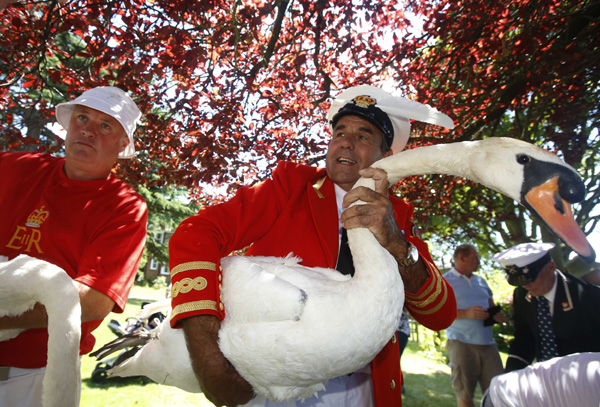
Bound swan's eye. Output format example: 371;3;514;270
516;154;530;164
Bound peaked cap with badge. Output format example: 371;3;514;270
492;242;556;286
327;84;455;154
494;242;600;372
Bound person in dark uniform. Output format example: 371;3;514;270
492;242;600;372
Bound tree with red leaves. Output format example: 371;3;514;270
398;0;600;268
1;0;410;193
1;0;598;269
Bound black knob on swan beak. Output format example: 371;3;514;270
557;169;586;203
520;157;586;203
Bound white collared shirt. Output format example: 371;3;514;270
334;184;347;250
448;266;476;287
542;272;559;316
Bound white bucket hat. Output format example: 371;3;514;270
327;85;455;154
55;86;141;159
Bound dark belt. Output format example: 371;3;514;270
0;366;10;381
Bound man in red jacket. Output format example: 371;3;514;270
169;85;457;407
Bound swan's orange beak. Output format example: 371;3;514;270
525;176;594;259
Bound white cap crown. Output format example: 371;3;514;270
55;86;141;159
492;242;555;268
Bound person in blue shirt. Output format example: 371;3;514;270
442;244;506;407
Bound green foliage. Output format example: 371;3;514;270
151;275;169;290
492;302;515;353
418;328;448;363
482;268;516;353
137;182;200;266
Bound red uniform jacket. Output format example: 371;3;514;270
169;161;456;406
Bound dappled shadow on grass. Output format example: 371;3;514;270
82;375;153;389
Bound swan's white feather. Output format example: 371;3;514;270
0;255;81;407
218;239;402;401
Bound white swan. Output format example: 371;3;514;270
0;254;82;407
92;137;593;402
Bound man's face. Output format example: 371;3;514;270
64;105;129;180
462;248;480;274
522;263;556;297
325;115;391;191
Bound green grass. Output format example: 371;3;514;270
82;285;500;406
81;285;213;407
401;341;481;407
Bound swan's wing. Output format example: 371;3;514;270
89;332;154;361
284;264;350;282
221;257;310;324
108;318;202;393
231;255;350;283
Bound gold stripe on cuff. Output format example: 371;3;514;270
170;261;217;278
170;300;219;321
406;258;441;301
406;285;449;315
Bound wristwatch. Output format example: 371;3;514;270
398;242;419;267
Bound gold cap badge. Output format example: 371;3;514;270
352;95;377;109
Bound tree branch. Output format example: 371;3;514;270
248;0;291;78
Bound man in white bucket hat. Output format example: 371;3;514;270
55;86;142;180
0;86;147;406
168;84;456;407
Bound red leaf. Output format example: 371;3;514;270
22;79;36;88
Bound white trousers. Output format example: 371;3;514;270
243;370;374;407
0;367;45;407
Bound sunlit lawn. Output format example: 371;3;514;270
82;285;501;407
81;285;213;407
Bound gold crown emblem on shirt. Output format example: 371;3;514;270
25;205;49;228
353;95;377;109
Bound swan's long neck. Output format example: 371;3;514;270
37;267;82;407
346;139;520;284
355;139;520;202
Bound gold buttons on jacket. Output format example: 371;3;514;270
390;379;396;390
391;336;397;344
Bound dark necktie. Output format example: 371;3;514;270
336;227;355;277
536;296;558;361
